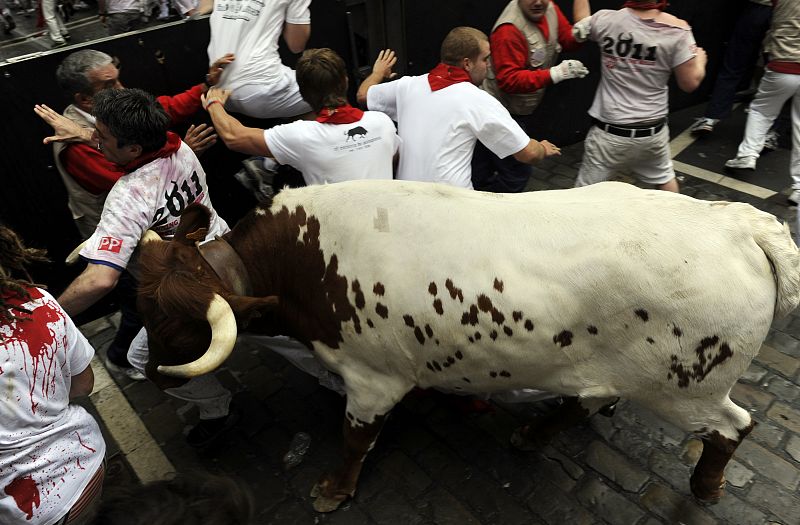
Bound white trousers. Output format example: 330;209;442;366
735;69;800;189
41;0;67;42
224;65;312;119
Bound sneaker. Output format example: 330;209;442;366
236;157;277;202
186;407;241;448
789;190;799;206
688;117;718;136
72;0;88;9
724;156;757;171
2;14;15;34
50;39;68;49
104;356;146;381
762;130;779;152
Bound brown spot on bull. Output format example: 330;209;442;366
490;371;498;378
462;377;471;383
524;320;534;331
587;325;598;335
512;311;523;322
468;336;474;343
403;314;415;327
433;361;442;372
435;339;440;345
553;330;573;347
433;299;443;315
428;282;437;296
414;327;424;345
669;337;733;388
375;303;388;319
445;279;464;303
443;361;451;368
477;294;505;325
635;309;649;322
425;324;433;338
474;331;481;341
461;305;479;326
673;326;683;337
503;326;513;337
646;337;655;344
493;278;504;292
490;330;498;341
367;319;374;328
352;280;365;310
455;350;463;360
447;356;455;364
499;370;511;377
373;282;385;296
426;362;434;372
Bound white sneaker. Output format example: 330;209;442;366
789;190;799;206
724;156;757;171
688;118;718;135
104;357;146;381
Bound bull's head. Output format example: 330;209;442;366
136;204;278;389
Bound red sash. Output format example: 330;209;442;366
123;131;182;173
427;63;471;91
623;1;669;9
315;104;365;124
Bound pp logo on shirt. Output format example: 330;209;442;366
98;236;123;253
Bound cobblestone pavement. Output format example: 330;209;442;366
80;113;800;524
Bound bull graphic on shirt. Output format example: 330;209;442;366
345;126;368;141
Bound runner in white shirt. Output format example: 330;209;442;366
203;48;400;185
0;226;104;525
207;0;312;119
357;27;561;189
572;0;707;192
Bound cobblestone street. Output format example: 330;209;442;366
75;103;800;524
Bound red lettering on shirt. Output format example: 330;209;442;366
98;236;123;253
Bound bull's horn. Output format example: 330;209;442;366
157;293;237;378
65;241;87;265
140;230;162;244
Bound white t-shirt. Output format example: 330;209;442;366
264;111;400;185
367;75;530;188
0;288;105;525
80;141;229;270
587;8;697;124
208;0;311;89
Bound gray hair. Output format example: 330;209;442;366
56;50;114;96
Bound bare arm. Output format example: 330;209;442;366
283;23;310;54
573;0;591;22
58;263;121;317
69;364;94;399
674;46;707;93
203;89;271;157
512;139;562;164
357;49;397;107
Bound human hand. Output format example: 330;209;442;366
207;53;235;86
372;49;397;81
550;60;589;84
99;14;107;25
539;140;561;158
201;88;231;110
184;123;217;156
572;17;591;42
34;104;92;145
693;46;707;67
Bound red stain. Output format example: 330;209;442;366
4;475;40;520
76;458;85;470
75;431;96;453
3;289;64;414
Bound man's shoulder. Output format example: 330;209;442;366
63;105;94;127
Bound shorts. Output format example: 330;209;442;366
224;65;312;119
575;124;675;187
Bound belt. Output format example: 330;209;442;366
592;118;666;138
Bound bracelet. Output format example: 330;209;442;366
204;99;221;111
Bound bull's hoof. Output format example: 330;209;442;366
690;475;725;504
510;425;544;451
312;493;349;513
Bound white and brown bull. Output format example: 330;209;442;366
135;180;800;512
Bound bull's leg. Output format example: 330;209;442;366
511;396;617;450
311;413;387;512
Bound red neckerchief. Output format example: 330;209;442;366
315;104;364;124
624;1;669;9
123;131;182;173
428;63;472;91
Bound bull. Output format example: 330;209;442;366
135;180;800;512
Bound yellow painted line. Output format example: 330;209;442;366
672;161;777;199
88;355;175;483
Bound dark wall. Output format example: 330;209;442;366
0;0;745;297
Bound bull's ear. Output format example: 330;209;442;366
174;204;212;246
228;295;280;328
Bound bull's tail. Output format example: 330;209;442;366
748;206;800;317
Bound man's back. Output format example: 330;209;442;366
588;8;696;124
368;74;529;188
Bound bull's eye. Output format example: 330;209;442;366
197;266;202;271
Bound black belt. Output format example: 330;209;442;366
592;118;666;138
